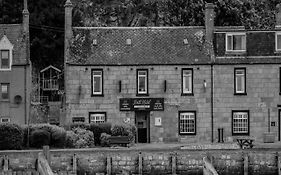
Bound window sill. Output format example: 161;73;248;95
181;93;194;96
0;99;10;102
136;93;149;97
179;133;196;136
225;51;246;55
234;93;247;96
91;94;104;97
232;133;249;136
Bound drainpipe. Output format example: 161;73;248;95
211;64;214;143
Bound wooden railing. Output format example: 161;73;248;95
42;79;59;90
38;152;54;175
203;157;218;175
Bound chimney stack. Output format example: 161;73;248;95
205;3;215;45
22;0;29;34
276;4;281;28
64;0;73;62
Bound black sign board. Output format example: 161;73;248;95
120;98;164;111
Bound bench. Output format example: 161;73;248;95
236;136;255;149
108;136;130;147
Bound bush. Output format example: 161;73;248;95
0;123;23;150
111;124;137;143
65;130;76;148
69;122;90;130
71;127;95;148
89;122;112;145
100;133;111;147
30;129;51;148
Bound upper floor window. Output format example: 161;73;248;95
234;68;246;95
179;111;196;135
226;33;246;52
137;69;148;95
182;68;193;95
89;112;106;124
1;83;9;100
0;35;13;71
232;111;249;136
91;69;103;96
276;32;281;51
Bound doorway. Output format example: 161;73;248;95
135;111;150;143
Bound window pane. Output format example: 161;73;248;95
183;70;192;93
90;113;106;123
179;112;195;134
1;50;9;69
277;35;281;50
233;112;248;134
93;71;101;75
138;70;147;94
1;84;9;99
94;76;101;93
139;77;146;92
235;69;245;93
233;35;243;50
227;35;232;50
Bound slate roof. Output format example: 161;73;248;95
0;24;28;65
67;27;211;65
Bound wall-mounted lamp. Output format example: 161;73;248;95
183;39;188;45
203;80;207;89
164;80;167;92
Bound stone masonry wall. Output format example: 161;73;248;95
66;65;212;143
1;149;281;175
213;64;281;142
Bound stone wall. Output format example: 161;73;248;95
1;149;281;175
66;65;212;143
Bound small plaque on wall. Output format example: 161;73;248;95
271;121;276;127
155;117;162;126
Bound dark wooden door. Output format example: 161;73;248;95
135;111;150;143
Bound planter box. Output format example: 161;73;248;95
263;132;275;143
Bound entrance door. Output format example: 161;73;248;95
279;110;281;141
135;111;150;143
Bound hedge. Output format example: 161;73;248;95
0;123;23;150
111;124;137;143
30;129;51;148
88;122;112;145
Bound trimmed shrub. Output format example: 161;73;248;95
89;122;112;145
0;123;23;150
30;129;50;148
71;127;95;148
65;130;76;148
111;124;137;143
100;133;111;147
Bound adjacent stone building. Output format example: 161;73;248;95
64;0;281;143
0;0;31;124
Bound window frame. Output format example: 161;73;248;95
0;117;10;123
225;33;246;52
178;111;196;135
0;50;10;70
72;117;85;123
91;69;104;96
234;67;247;95
181;68;193;96
276;32;281;52
89;112;107;124
232;110;250;136
1;83;9;100
136;69;149;96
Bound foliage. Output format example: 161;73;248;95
100;132;111;147
70;127;95;148
30;129;51;148
65;130;76;148
0;123;23;150
68;122;90;130
111;124;136;143
88;122;112;145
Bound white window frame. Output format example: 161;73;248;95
92;69;103;95
0;35;13;71
89;112;106;124
1;83;9;100
276;32;281;51
182;69;193;94
226;33;246;52
0;117;10;123
234;68;246;94
137;70;148;95
179;111;196;135
232;111;249;135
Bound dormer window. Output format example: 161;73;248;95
226;33;246;52
276;32;281;51
0;35;13;71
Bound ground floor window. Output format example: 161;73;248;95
232;110;249;135
179;111;196;135
72;117;85;123
89;112;106;123
0;117;10;123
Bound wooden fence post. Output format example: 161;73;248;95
277;152;281;175
243;153;248;175
138;152;143;175
43;146;50;164
3;155;9;171
106;157;111;175
171;153;177;175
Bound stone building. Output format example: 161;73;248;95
0;0;31;124
64;0;281;143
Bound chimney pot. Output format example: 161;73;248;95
276;4;281;28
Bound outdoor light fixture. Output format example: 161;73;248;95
203;80;207;89
183;39;188;45
92;39;97;46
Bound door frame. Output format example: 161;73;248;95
135;111;150;143
279;109;281;141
